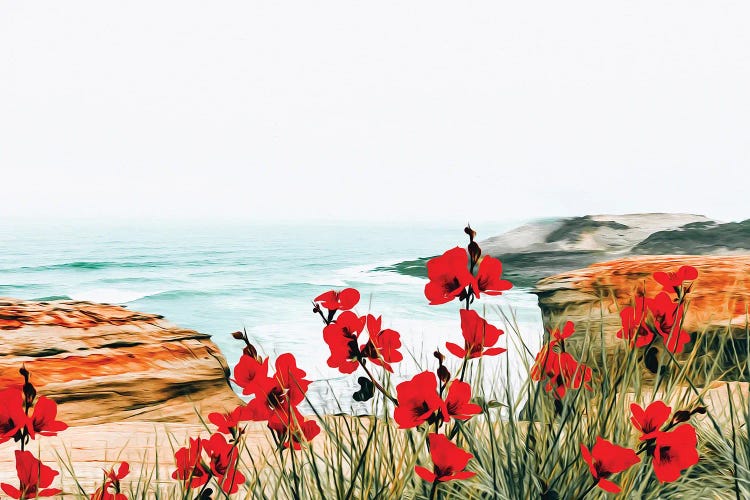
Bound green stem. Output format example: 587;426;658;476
428;480;439;500
359;360;398;405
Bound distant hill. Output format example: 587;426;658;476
379;214;750;287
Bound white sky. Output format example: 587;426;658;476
1;2;748;224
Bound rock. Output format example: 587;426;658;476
383;213;750;287
0;298;241;425
533;255;750;382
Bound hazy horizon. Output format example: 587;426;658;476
2;2;749;224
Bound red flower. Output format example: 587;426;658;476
473;256;512;298
172;437;210;489
616;297;653;348
652;424;699;483
446;309;505;359
323;311;366;374
233;355;270;396
360;315;403;372
647;292;691;353
654;266;698;294
272;353;311;406
415;433;476;483
531;346;593;399
580;437;640;493
630;401;671;441
0;388;28;444
314;288;360;311
27;396;67;439
1;450;62;499
393;372;444;429
443;380;481;421
246;353;312;420
91;462;129;500
550;321;575;343
209;404;262;434
204;433;246;494
424;247;474;305
267;405;321;450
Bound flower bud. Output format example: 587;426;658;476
437;365;451;383
231;331;244;340
672;410;691;423
433;350;445;364
464;224;476;242
468;241;481;267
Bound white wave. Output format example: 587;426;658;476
67;288;166;304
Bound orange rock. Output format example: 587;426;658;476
0;298;241;426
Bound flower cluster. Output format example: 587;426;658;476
0;367;66;499
171;327;320;496
581;400;701;493
616;265;697;354
404;226;512;493
314;288;404;377
232;348;319;450
530;321;593;400
172;434;246;494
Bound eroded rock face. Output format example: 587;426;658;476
533;256;750;381
0;298;241;425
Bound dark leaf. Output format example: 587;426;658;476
353;377;375;402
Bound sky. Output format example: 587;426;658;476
1;2;748;224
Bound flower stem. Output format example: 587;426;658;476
428;480;439;500
359;360;398;405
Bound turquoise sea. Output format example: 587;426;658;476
0;220;543;413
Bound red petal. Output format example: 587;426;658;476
337;288;360;310
597;479;621;493
414;466;437;482
445;342;467;359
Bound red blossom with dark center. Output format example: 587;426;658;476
443;380;481;421
0;388;28;444
473;256;512;298
393;372;444;429
653;266;698;294
360;314;403;372
272;353;311;406
415;433;476;483
630;401;671;441
445;309;505;359
27;396;67;439
233;355;270;396
246;353;312;420
314;288;361;311
424;247;474;305
531;346;592;399
0;450;62;499
323;311;366;373
204;433;246;494
580;437;640;493
652;424;699;483
616;297;653;348
647;292;691;353
268;404;321;450
171;437;210;489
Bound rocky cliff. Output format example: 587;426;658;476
383;214;750;287
0;298;241;425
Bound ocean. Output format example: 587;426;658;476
0;220;543;413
